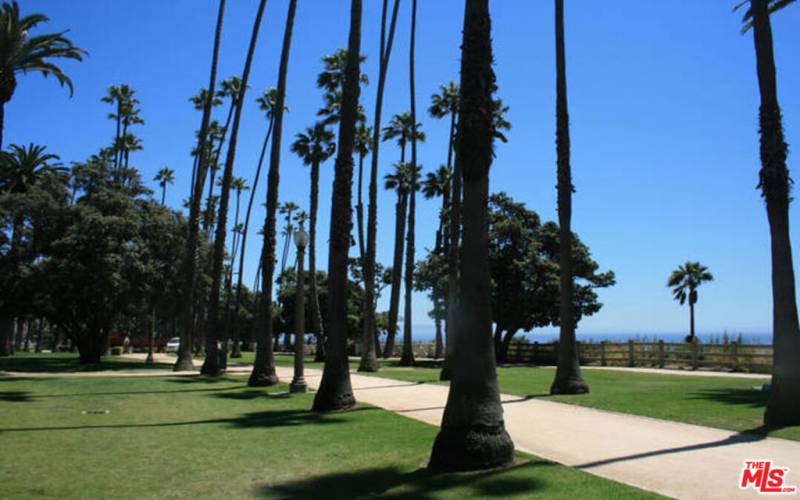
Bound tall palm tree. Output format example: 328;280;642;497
119;132;142;170
316;48;368;126
422;165;450;358
248;0;297;387
313;0;363;412
0;143;65;356
220;175;249;365
0;1;86;148
188;89;222;197
278;201;299;273
430;81;460;379
354;122;372;267
401;0;420;367
736;0;800;426
201;0;267;376
175;0;226;372
154;167;174;205
382;112;425;357
429;0;513;471
231;88;281;359
101;84;134;170
361;0;401;370
291;122;335;362
383;162;413;357
549;0;588;395
667;262;713;343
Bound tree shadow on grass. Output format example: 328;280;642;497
688;387;768;409
0;406;376;434
0;355;170;373
0;391;33;402
213;390;292;401
261;460;548;499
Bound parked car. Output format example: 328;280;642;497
165;337;181;354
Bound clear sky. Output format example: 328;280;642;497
9;1;800;336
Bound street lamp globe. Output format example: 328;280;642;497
294;227;308;249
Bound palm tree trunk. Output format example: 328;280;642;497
146;308;155;364
232;118;274;359
309;160;326;361
0;101;5;150
689;301;695;342
363;0;401;366
384;193;407;357
429;0;513;470
550;0;588;396
749;0;800;427
161;185;166;205
400;0;419;367
364;0;402;366
249;0;297;387
175;0;226;372
202;0;266;376
313;0;362;412
113;101;122;170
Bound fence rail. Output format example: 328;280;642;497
505;340;773;373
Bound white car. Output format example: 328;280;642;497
165;337;181;354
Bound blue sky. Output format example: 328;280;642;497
9;1;800;336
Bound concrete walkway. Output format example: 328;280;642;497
272;366;797;500
3;354;797;499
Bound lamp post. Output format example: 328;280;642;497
290;226;309;393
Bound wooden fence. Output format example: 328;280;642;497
504;341;773;373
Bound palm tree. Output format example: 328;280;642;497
354;122;372;266
316;48;368;126
189;87;222;111
154;167;174;205
174;0;226;372
667;262;714;343
248;0;297;387
0;143;65;356
401;0;420;368
279;201;299;273
429;0;513;471
291;122;335;363
430;81;460;379
383;162;413;357
119;132;142;170
361;0;401;371
549;0;588;396
422;165;451;358
101;84;134;170
312;0;363;412
230;88;281;359
737;0;800;426
201;0;268;376
382;112;425;357
0;1;86;148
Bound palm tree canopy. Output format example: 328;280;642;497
735;0;796;32
189;87;222;111
0;143;65;193
256;87;287;120
316;48;368;94
384;162;421;194
153;167;174;187
492;98;511;143
382;112;426;148
217;75;246;104
428;81;459;119
421;164;450;200
0;1;87;98
354;122;372;158
667;261;714;306
291;122;336;166
231;176;249;193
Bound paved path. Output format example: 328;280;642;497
3;354;797;499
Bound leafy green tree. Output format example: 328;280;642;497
550;0;588;396
0;1;86;148
154;167;174;205
667;262;713;343
313;0;363;412
429;0;514;471
249;0;297;386
736;0;800;426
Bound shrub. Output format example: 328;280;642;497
110;346;123;356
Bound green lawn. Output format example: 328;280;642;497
0;374;659;499
0;351;171;373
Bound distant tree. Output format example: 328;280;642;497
0;1;86;148
316;48;368;126
667;261;713;343
154;167;174;205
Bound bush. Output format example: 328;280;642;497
110;346;124;356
